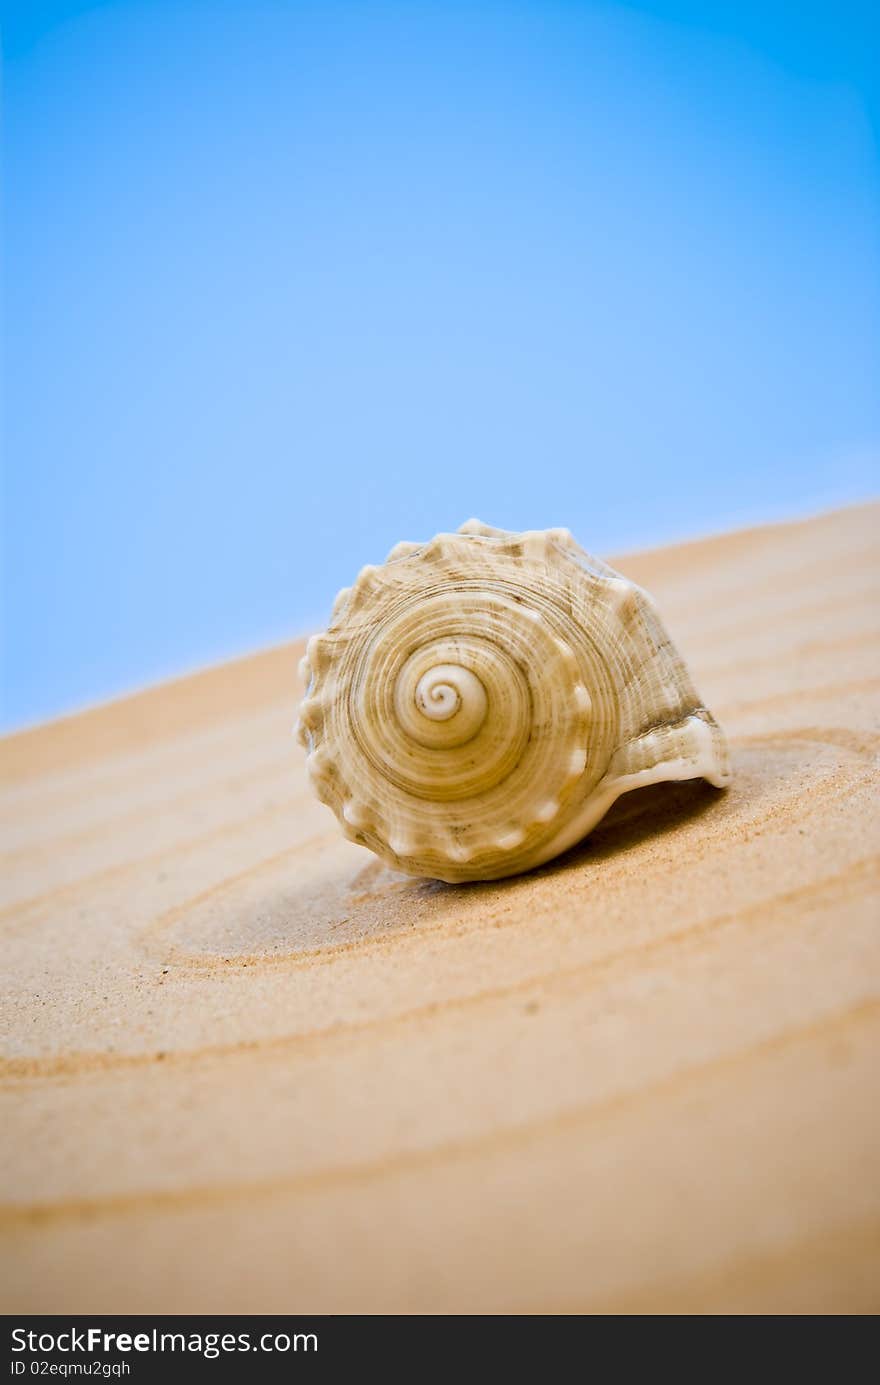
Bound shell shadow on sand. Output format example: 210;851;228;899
152;774;725;966
149;724;874;965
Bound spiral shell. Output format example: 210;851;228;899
296;520;730;882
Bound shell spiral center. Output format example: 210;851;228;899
415;664;486;734
395;653;490;750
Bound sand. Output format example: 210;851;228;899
1;503;878;1315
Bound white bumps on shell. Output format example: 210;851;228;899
296;519;730;882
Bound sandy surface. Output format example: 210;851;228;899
1;503;878;1314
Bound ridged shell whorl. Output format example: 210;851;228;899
296;520;730;882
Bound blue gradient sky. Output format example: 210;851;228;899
3;0;879;728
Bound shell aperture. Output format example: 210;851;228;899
296;520;730;882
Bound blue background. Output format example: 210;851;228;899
3;0;878;729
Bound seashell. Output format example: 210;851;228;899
296;519;730;883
